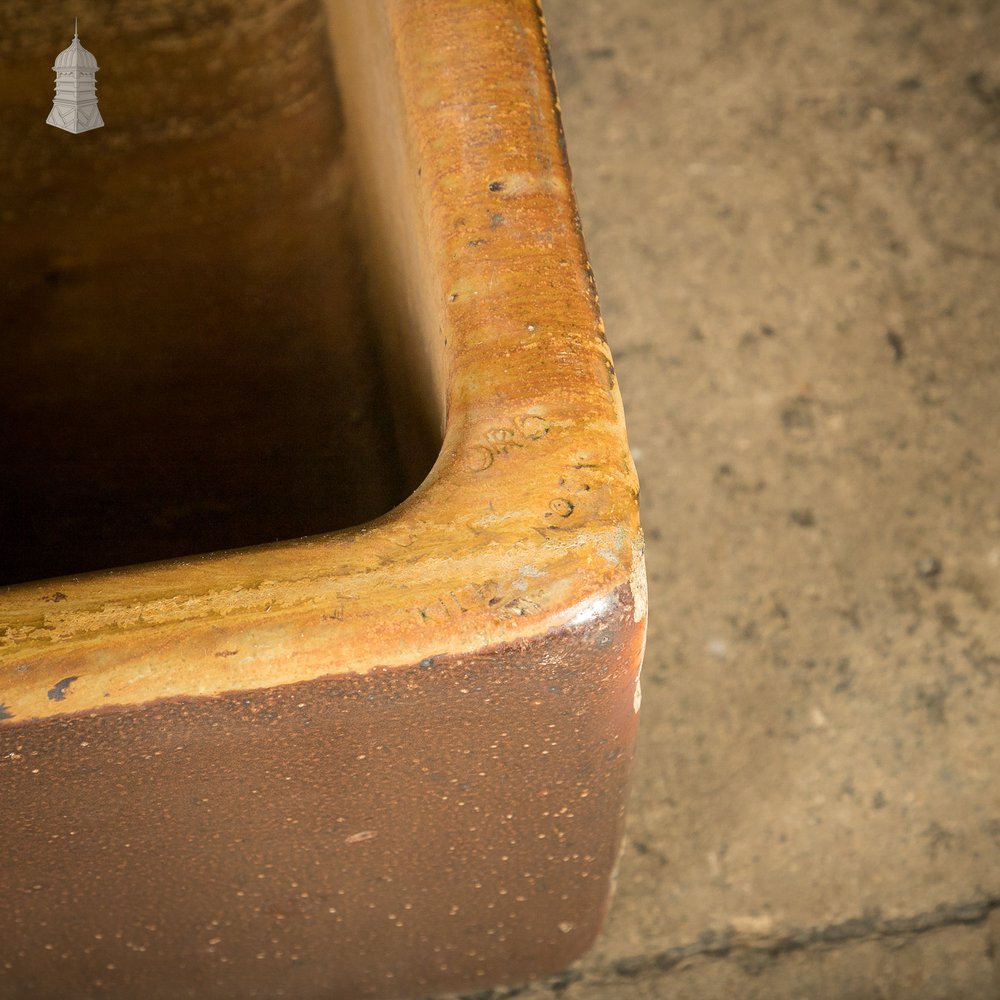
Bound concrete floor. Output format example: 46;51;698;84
443;0;1000;996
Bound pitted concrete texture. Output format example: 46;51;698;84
441;0;1000;996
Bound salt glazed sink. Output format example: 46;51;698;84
0;1;646;997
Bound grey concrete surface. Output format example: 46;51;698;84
442;0;1000;996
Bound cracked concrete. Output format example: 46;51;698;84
435;0;1000;996
465;913;1000;998
445;904;1000;998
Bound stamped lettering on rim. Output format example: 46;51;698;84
464;414;550;471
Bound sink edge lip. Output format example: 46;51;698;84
0;0;644;724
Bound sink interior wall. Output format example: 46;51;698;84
0;0;437;585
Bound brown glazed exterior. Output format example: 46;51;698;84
0;1;645;998
1;588;641;999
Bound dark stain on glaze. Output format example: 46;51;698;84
46;676;79;702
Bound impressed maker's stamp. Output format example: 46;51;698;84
463;414;550;472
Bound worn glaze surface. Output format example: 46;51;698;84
1;1;645;997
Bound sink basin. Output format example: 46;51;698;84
1;0;433;585
0;2;646;997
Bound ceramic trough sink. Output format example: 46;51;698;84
0;1;646;997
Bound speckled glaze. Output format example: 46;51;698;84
2;586;642;999
0;1;645;997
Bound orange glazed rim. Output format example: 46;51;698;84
0;0;645;725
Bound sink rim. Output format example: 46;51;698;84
0;0;644;727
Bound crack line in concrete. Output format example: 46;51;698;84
451;894;1000;997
